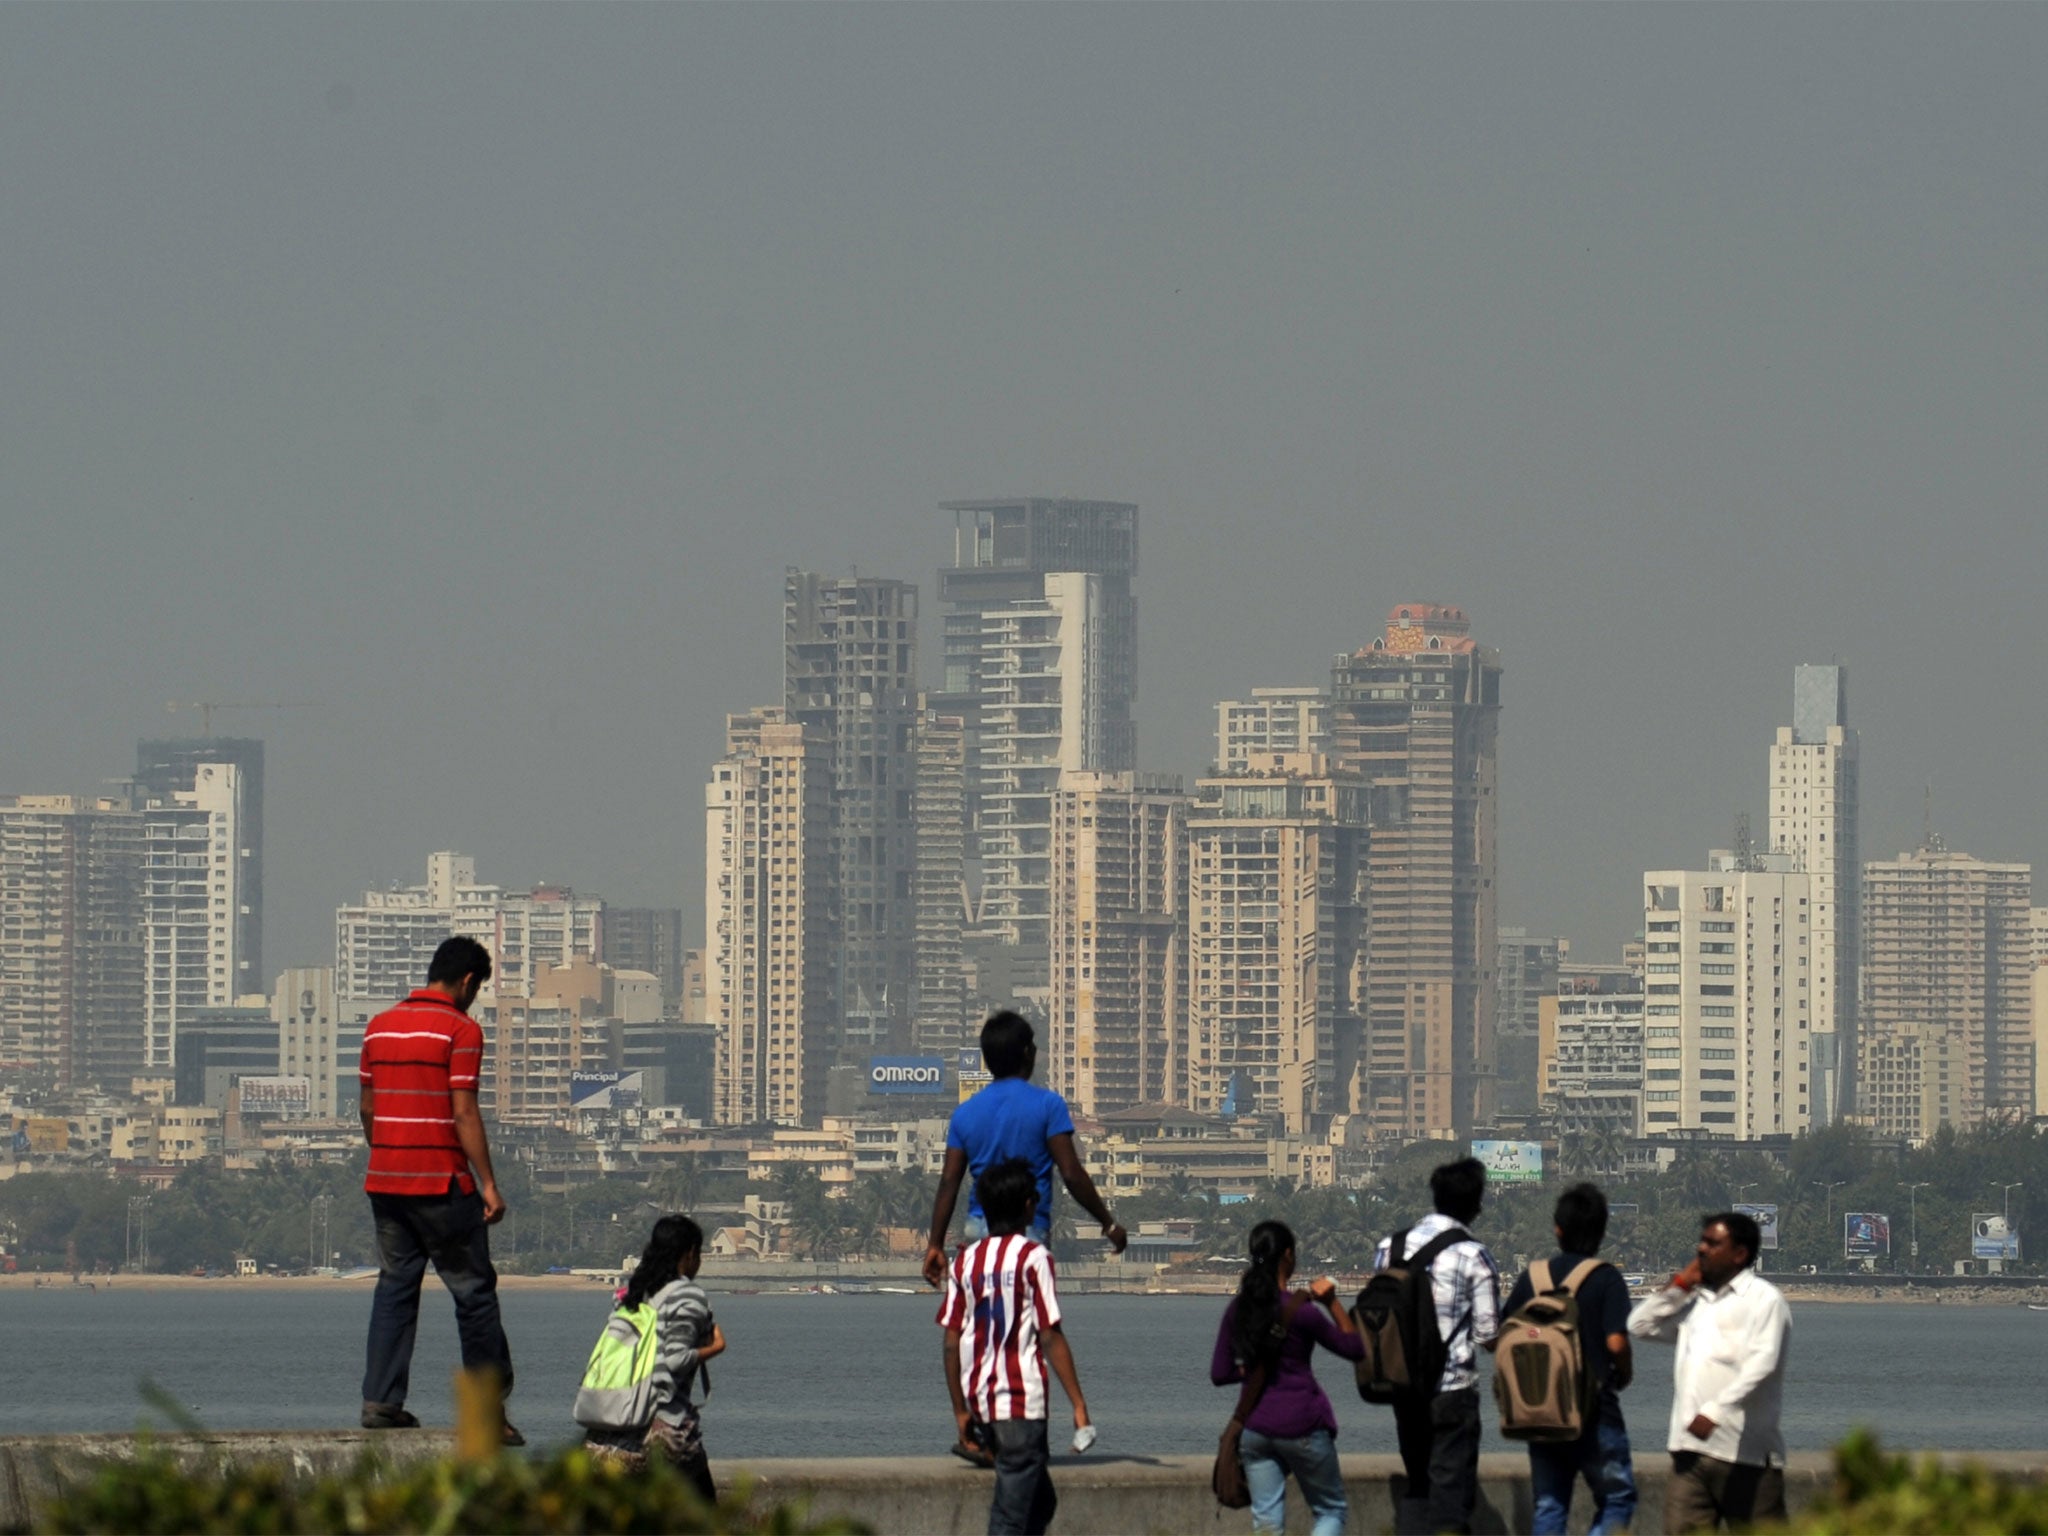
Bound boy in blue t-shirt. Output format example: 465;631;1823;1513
922;1011;1128;1288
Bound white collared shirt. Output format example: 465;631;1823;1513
1627;1267;1791;1467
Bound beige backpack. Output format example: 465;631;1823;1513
1491;1258;1604;1443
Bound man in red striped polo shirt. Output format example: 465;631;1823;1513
358;935;519;1444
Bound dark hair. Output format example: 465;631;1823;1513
976;1157;1038;1235
427;935;493;988
980;1011;1036;1079
1706;1210;1761;1269
1431;1157;1487;1223
1554;1182;1609;1254
1230;1221;1297;1370
624;1213;704;1308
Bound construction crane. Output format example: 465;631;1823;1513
164;700;315;735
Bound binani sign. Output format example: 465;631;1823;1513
869;1056;947;1095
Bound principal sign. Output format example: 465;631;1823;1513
869;1056;946;1095
571;1070;644;1110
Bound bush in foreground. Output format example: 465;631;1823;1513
1786;1430;2048;1535
40;1447;868;1536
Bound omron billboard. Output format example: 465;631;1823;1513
869;1056;947;1095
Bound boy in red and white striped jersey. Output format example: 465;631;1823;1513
938;1157;1092;1536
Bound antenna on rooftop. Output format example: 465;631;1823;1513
1733;812;1763;872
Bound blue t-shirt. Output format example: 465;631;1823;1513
947;1077;1075;1226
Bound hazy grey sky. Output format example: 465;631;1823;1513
4;4;2045;973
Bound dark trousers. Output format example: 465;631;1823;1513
1394;1386;1482;1535
1666;1451;1786;1533
363;1185;514;1410
987;1418;1057;1536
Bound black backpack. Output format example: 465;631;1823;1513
1352;1225;1470;1405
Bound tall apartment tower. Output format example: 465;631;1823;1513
136;739;263;989
1496;929;1564;1118
1186;753;1369;1137
1767;664;1859;1123
602;908;687;1012
785;571;920;1059
705;708;837;1127
911;702;971;1057
934;500;1138;998
1216;688;1328;773
0;795;145;1092
1642;857;1813;1138
493;885;605;997
935;498;1138;769
1862;844;2032;1127
138;761;250;1072
1327;604;1502;1140
335;852;501;1004
1046;771;1188;1117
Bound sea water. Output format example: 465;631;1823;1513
1;1287;2039;1455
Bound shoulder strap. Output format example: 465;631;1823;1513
1388;1227;1412;1266
1407;1225;1471;1274
1558;1259;1605;1295
1529;1259;1553;1295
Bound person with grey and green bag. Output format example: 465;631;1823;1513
576;1214;723;1501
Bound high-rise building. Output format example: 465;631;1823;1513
934;500;1139;1000
1862;1020;1966;1144
785;571;920;1059
2033;909;2048;1118
1497;929;1564;1118
1216;688;1328;773
1047;771;1188;1117
1768;665;1859;1123
138;762;251;1073
1862;844;2032;1126
705;708;836;1127
1541;978;1647;1139
136;739;264;989
0;795;145;1092
1642;857;1813;1139
978;571;1125;961
272;965;367;1119
935;497;1138;770
1328;604;1502;1139
911;703;972;1058
1185;753;1368;1137
335;853;500;1004
493;885;604;997
602;908;686;1012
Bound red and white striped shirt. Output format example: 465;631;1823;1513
936;1233;1063;1422
359;991;483;1196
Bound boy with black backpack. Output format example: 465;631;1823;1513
1364;1158;1500;1536
1496;1183;1637;1536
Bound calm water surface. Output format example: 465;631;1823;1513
1;1287;2040;1455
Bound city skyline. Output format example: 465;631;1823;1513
3;6;2047;983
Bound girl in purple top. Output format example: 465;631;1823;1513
1210;1221;1364;1536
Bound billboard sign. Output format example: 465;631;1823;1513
957;1047;993;1103
237;1076;311;1116
570;1070;644;1111
868;1056;946;1096
1471;1140;1544;1184
1844;1212;1890;1258
1973;1213;2022;1261
1733;1203;1781;1251
25;1117;68;1155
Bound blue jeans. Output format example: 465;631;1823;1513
987;1418;1056;1536
1241;1427;1348;1536
362;1185;514;1410
1528;1394;1636;1536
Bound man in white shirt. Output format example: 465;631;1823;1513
1627;1211;1791;1533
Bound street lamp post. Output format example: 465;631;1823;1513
1902;1182;1930;1272
1812;1181;1847;1267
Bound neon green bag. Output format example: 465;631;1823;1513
573;1303;661;1432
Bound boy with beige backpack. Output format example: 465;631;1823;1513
1491;1182;1638;1536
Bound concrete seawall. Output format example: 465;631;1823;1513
6;1434;2046;1534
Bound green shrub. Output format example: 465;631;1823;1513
1786;1430;2048;1535
39;1447;869;1536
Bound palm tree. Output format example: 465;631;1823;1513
650;1153;705;1215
